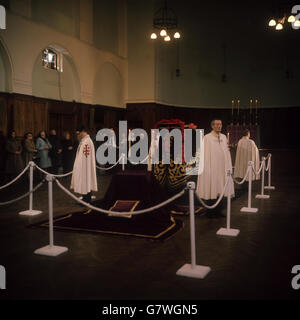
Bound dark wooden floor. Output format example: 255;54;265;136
0;162;300;301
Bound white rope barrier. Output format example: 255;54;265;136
55;178;185;216
176;181;211;279
34;164;73;178
232;165;251;185
129;154;149;165
96;154;124;171
252;158;265;177
19;162;43;216
194;177;229;210
255;157;270;199
0;180;44;206
216;170;240;237
240;161;258;213
34;175;68;257
265;154;271;172
264;153;275;190
0;162;31;190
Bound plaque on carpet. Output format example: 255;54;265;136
108;200;140;219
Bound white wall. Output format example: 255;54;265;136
127;0;155;102
0;40;12;92
0;0;127;108
126;0;300;108
94;62;123;108
32;49;81;102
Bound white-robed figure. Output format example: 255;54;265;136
234;129;260;181
71;126;97;204
196;119;234;217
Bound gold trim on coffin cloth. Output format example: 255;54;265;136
170;206;204;215
108;200;140;219
153;159;191;191
40;214;178;239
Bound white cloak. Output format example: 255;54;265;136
196;132;234;200
234;137;260;181
70;134;98;195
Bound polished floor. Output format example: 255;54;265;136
0;166;300;300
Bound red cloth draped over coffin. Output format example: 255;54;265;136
154;119;186;163
152;119;198;195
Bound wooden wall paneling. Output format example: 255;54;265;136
0;94;8;136
33;100;48;137
13;96;34;138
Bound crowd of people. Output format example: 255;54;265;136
0;129;78;183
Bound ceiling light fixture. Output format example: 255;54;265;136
150;0;181;42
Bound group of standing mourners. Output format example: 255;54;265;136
4;129;77;182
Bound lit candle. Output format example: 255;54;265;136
227;132;230;146
250;99;252;114
237;99;240;116
231;99;234;115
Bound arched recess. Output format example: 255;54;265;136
32;44;81;102
0;38;13;93
94;62;123;108
0;39;12;136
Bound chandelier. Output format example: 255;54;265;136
268;5;300;30
150;0;181;42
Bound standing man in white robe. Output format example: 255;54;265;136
71;126;98;204
196;119;234;217
234;129;260;181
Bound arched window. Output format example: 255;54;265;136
42;48;63;72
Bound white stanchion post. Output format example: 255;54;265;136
256;157;270;199
241;161;258;213
264;154;275;190
122;153;125;171
176;182;211;279
19;162;42;216
34;175;68;257
217;171;240;237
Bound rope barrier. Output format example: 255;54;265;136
194;176;229;209
252;158;265;176
55;178;185;216
0;163;31;190
264;153;275;190
96;154;124;171
265;154;271;172
232;166;251;185
129;154;149;165
34;164;73;178
0;180;45;206
255;157;270;199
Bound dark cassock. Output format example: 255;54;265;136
5;133;24;179
61;137;76;173
23;136;37;166
48;132;63;174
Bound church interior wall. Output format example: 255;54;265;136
0;1;127;104
127;0;300;109
0;0;299;150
